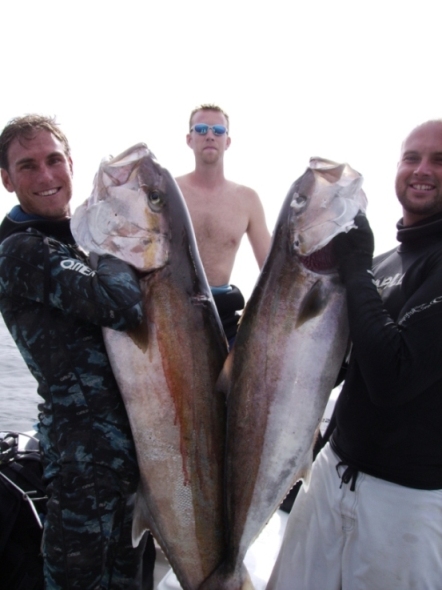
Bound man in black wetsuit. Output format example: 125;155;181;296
0;115;155;589
268;120;442;590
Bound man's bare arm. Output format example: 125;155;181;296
245;190;272;269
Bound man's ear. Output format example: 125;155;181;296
186;133;193;148
1;168;15;193
225;136;232;150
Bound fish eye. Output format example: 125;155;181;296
291;193;308;210
145;188;164;211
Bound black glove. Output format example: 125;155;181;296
333;213;374;283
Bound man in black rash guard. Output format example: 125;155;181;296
268;120;442;590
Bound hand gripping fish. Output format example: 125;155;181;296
201;158;367;589
71;144;229;590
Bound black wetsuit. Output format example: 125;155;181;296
331;212;442;490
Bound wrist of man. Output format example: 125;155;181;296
338;254;373;283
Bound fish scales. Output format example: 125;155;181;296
202;158;367;588
71;144;228;590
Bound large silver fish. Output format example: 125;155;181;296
202;158;367;589
71;144;229;590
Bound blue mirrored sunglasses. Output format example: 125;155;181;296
190;124;228;136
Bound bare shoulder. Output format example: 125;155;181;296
227;180;262;205
175;173;193;190
228;179;258;196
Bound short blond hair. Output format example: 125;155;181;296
189;104;230;131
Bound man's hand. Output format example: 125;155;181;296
333;213;374;283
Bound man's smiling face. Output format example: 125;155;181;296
395;121;442;226
1;129;73;220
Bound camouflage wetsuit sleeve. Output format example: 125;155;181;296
0;228;144;472
0;230;143;329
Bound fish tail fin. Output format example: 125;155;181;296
199;561;255;590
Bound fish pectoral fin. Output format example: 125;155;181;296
131;487;151;548
295;280;327;327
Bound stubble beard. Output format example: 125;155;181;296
397;187;442;220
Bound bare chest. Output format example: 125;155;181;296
186;194;249;249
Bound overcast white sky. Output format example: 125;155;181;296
1;0;440;299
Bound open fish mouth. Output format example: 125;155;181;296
71;143;171;273
290;157;367;257
298;241;337;273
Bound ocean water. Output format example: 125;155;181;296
0;314;40;432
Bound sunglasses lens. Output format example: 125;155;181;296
192;124;227;135
194;124;209;135
213;125;227;135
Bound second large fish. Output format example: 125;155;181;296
202;158;367;589
71;144;228;590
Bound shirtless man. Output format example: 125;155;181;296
176;104;271;343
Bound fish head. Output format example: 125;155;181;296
71;143;175;272
289;157;367;258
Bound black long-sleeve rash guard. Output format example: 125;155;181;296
331;212;442;489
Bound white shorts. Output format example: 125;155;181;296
267;443;442;590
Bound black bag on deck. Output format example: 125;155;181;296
0;432;46;590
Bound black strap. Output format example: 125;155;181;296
336;461;359;492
